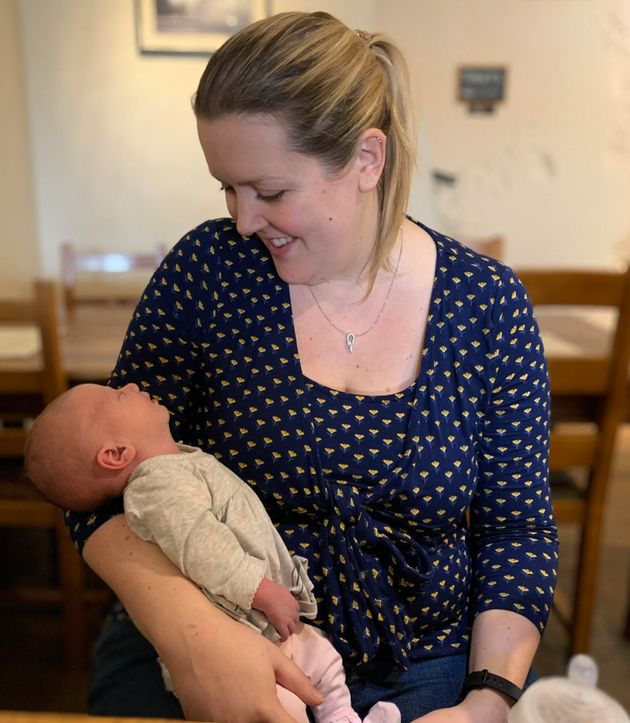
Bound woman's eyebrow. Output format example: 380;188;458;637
215;174;287;186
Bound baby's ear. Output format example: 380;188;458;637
96;441;137;471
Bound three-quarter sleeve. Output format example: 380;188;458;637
469;267;558;632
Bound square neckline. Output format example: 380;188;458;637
290;218;442;400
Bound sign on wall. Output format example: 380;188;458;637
458;66;507;113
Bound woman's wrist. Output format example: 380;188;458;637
461;688;511;723
461;669;522;705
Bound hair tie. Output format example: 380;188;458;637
355;29;374;45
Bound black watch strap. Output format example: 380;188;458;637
460;669;522;703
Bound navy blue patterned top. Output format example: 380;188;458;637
67;218;558;668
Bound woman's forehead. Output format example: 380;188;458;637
198;115;331;188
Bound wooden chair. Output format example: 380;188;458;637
518;267;630;654
462;235;504;261
0;280;105;666
61;242;166;315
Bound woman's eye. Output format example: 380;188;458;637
256;190;286;203
218;185;285;202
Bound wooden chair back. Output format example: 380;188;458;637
0;280;99;666
61;242;166;314
518;267;630;653
463;235;504;261
0;281;66;442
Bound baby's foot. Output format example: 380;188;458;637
363;701;401;723
326;707;361;723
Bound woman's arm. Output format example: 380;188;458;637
462;609;539;722
83;515;323;722
413;610;538;723
463;609;539;717
413;269;556;723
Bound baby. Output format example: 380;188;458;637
25;383;399;723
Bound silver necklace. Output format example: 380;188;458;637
308;228;403;353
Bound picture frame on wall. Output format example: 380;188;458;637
135;0;270;56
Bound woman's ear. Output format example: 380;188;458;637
96;442;137;471
356;128;386;193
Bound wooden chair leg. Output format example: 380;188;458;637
55;514;86;668
569;514;604;654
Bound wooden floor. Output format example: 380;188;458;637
0;429;629;716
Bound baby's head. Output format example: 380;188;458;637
25;383;175;512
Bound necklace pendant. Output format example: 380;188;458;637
345;332;356;353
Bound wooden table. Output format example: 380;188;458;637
0;303;133;385
536;307;614;359
0;713;204;723
65;306;629;402
536;307;630;419
61;304;133;382
0;303;627;406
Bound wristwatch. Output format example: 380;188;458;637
460;669;523;703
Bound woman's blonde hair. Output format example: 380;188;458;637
193;11;416;286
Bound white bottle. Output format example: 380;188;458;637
508;654;629;723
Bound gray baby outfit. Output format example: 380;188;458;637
124;444;317;640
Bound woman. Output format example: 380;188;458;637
72;11;558;723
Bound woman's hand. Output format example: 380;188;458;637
169;609;322;722
84;516;323;722
411;689;510;723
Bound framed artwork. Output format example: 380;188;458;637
135;0;270;56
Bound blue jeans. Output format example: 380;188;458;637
89;615;533;721
346;650;468;720
348;652;537;721
89;616;183;718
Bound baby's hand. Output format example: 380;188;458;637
252;577;300;641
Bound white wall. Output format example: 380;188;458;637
379;0;630;267
16;0;377;280
0;0;40;297
18;0;213;278
6;0;630;288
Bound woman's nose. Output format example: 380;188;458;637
232;196;267;237
123;383;139;393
